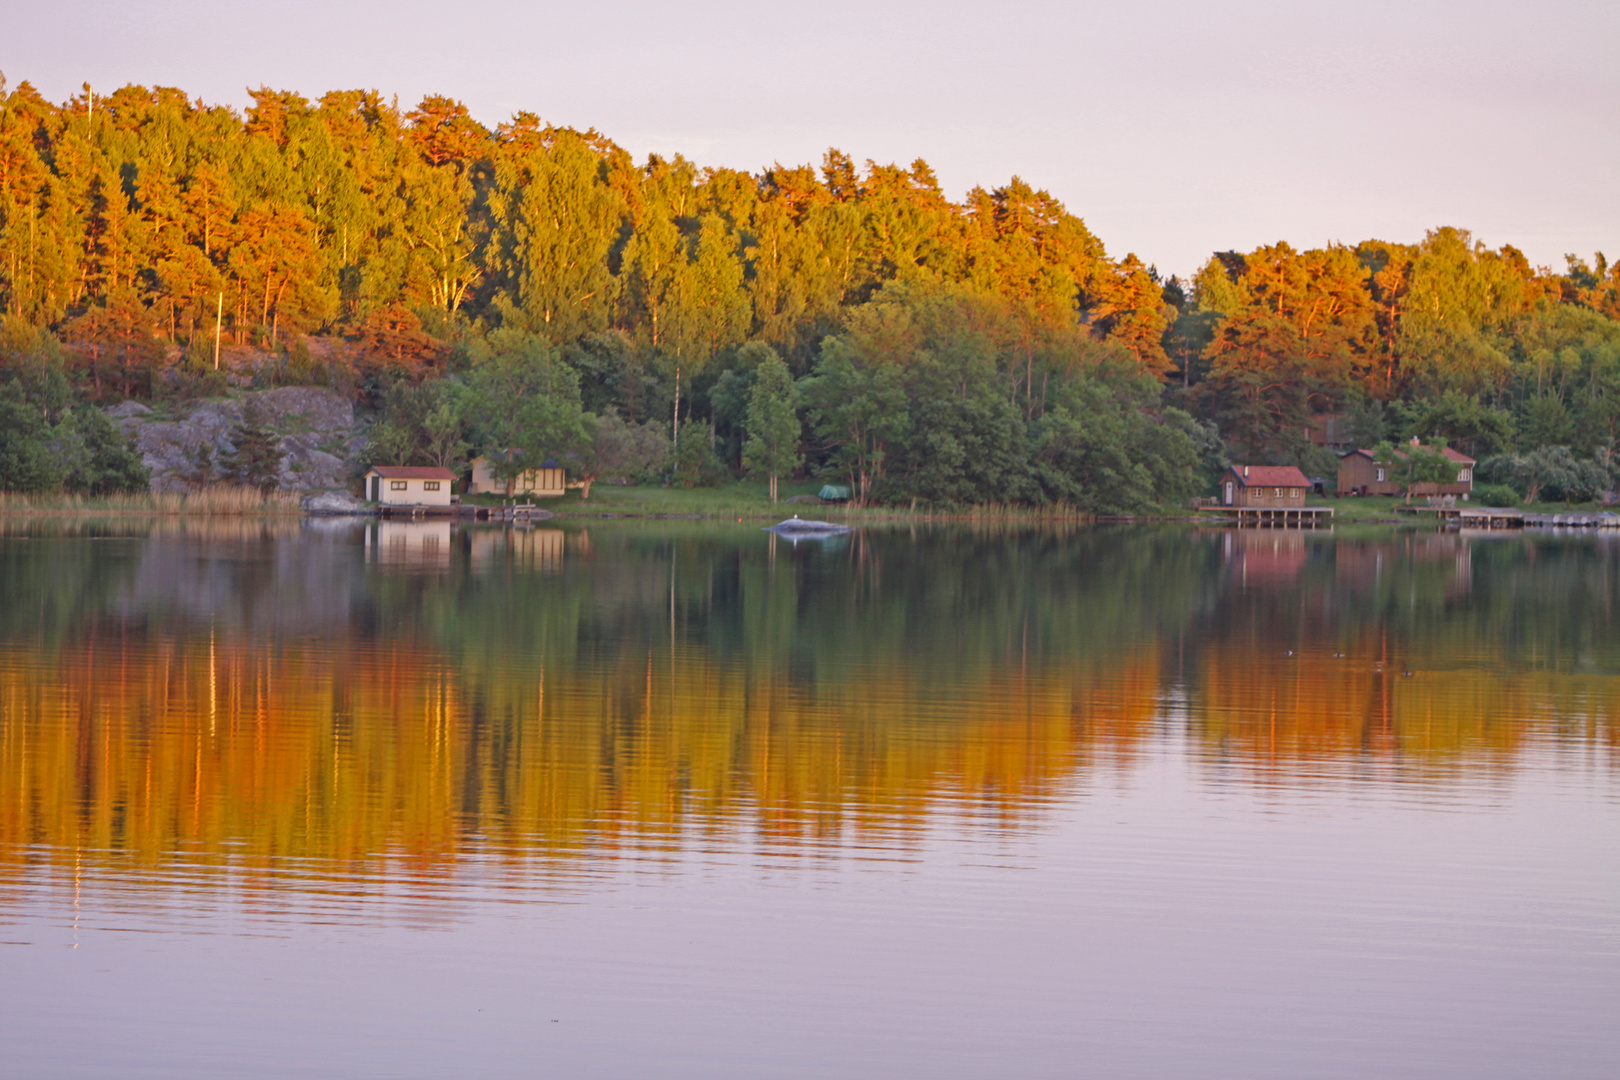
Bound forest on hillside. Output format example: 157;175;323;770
3;77;1619;506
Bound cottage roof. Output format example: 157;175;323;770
1231;465;1311;488
367;465;457;480
1340;445;1476;465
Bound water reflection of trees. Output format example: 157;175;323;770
0;525;1616;880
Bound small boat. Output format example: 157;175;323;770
764;515;852;537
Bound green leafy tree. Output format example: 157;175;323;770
56;406;149;494
0;383;63;492
741;350;801;502
671;420;725;487
1394;392;1516;459
571;409;670;498
1030;375;1200;511
462;331;590;490
1482;447;1610;504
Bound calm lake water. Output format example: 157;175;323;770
0;519;1616;1079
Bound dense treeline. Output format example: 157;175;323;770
1172;232;1620;488
2;76;1618;505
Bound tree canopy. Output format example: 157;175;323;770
4;76;1620;506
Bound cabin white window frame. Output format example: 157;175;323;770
1375;468;1386;482
423;481;441;491
390;480;408;491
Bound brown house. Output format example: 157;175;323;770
1336;450;1404;496
1337;441;1476;497
1220;465;1313;508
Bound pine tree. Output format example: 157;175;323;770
223;399;283;493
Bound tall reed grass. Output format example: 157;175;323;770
0;485;303;516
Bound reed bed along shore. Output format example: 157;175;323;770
0;486;303;516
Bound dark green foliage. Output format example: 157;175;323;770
572;410;670;496
1481;447;1611;504
222;400;284;493
799;285;1199;509
462;331;591;483
57;407;150;494
672;421;726;487
366;379;470;471
1394;392;1516;459
0;379;149;495
1471;483;1521;507
0;385;62;492
1030;381;1201;512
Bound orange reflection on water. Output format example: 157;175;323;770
1192;637;1618;780
1;624;1615;891
0;632;1127;881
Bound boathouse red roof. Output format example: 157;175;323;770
366;466;457;480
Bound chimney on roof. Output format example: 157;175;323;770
1243;466;1249;477
1410;436;1420;446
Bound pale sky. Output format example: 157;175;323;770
4;0;1616;279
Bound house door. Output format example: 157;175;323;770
1224;481;1234;506
370;476;380;501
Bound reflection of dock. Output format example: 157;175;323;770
467;527;565;573
1196;506;1334;527
367;520;452;568
1398;506;1523;529
379;503;551;522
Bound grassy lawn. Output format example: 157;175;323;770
463;482;1105;521
462;479;831;519
1309;493;1611;521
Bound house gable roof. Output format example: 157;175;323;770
367;466;457;480
1230;465;1311;488
1340;445;1477;465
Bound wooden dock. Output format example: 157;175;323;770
1195;506;1334;527
1398;505;1524;528
378;502;553;522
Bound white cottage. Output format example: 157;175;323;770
365;465;457;506
468;456;567;498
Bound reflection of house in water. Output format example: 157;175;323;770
1223;529;1308;586
368;520;453;569
1334;535;1472;597
467;527;565;573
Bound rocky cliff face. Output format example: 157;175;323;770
108;388;363;494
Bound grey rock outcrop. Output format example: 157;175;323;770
301;490;372;515
110;387;363;495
